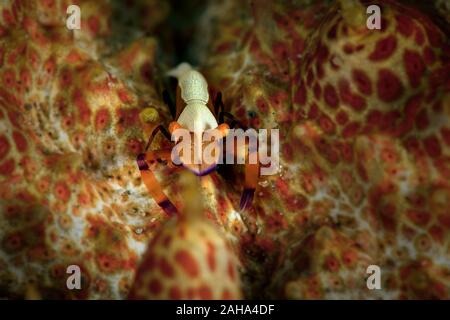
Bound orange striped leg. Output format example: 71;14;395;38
224;133;260;211
240;142;259;211
137;149;178;216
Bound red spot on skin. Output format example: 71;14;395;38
272;41;288;61
65;50;85;64
0;159;14;176
415;27;425;46
20;68;32;90
275;178;289;194
256;97;268;113
175;250;199;278
0;135;10;160
324;255;340;272
379;203;396;231
148;279;163;295
27;47;40;71
169;286;182;300
338;79;366;112
87;16;100;35
352;69;372;96
206;242;216;272
404;94;422;119
318;115;336;134
316;44;329;64
423;47;435;65
369;35;397;61
429;225;444;243
37;177;50;193
423;135;441;158
377;69;403;102
336;111;348;125
249;34;260;54
215;41;234;54
438;214;450;229
404;136;421;153
159;257;175;278
8;46;23;66
289;193;308;211
339;142;353;162
127;138;143;155
2;9;14;26
59;69;72;88
292;36;305;56
396;15;414;37
308;103;319;119
197;285;212;299
62;115;74;128
4;233;22;251
116;108;140;132
97;254;120;272
343;44;354;54
72;89;91;125
44;57;56;76
404;50;425;88
12;131;27;152
54;181;70;201
228;260;236;281
95;108;110;131
430;67;449;88
425;26;443;48
41;0;55;9
324;84;339;108
117;88;132;103
407;210;431;226
222;290;233;300
266;209;289;231
236;107;245;118
342;122;360;138
3;69;16;89
294;83;307;105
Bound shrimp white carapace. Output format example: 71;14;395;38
136;63;260;216
167;63;219;133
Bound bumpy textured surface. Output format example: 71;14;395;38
129;216;242;300
0;0;449;299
